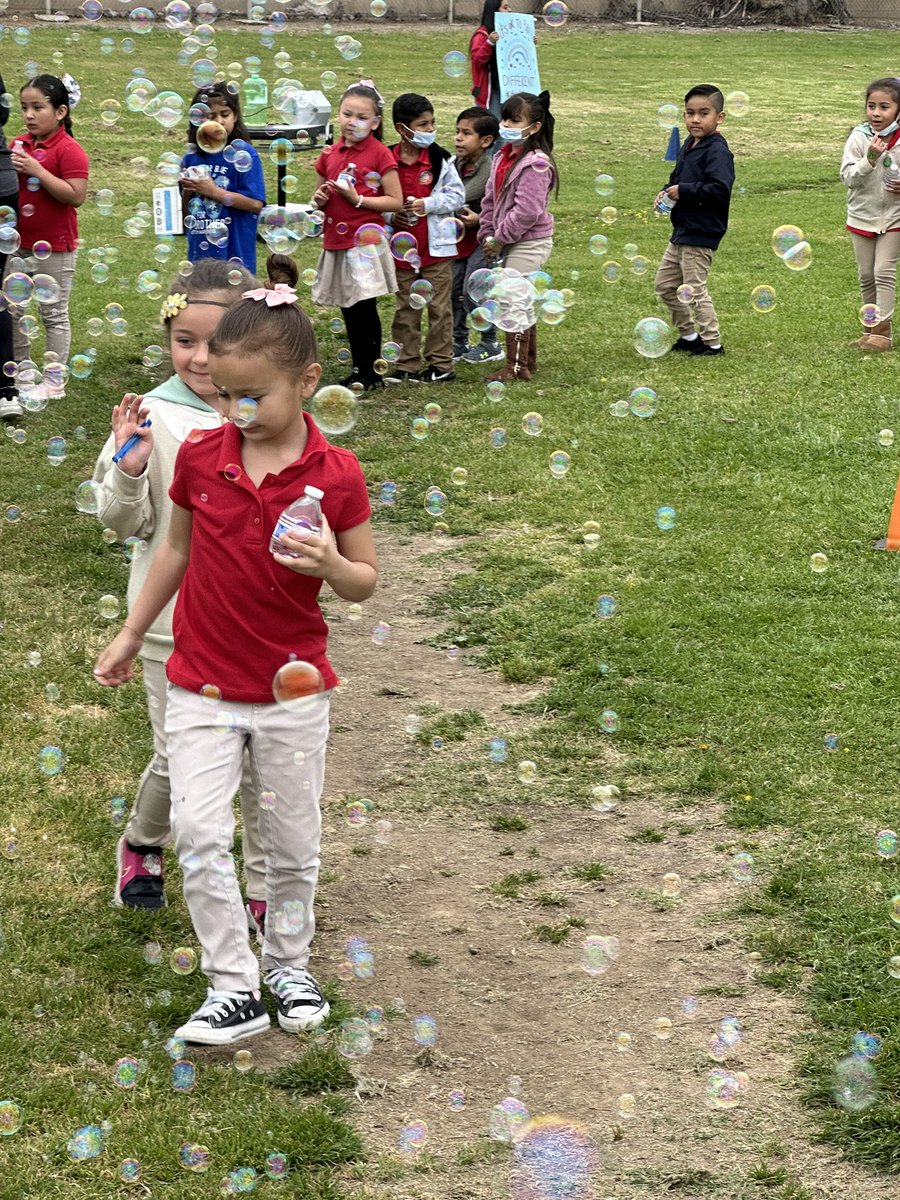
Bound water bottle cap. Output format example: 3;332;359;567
304;485;324;500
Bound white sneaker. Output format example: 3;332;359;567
0;394;23;418
174;987;270;1045
22;383;65;404
265;966;330;1032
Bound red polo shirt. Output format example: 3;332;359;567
167;412;371;703
389;143;442;269
314;136;397;251
13;126;89;251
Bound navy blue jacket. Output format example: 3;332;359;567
665;130;734;251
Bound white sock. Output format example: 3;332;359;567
682;332;699;342
708;343;722;349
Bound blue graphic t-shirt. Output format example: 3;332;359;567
181;141;266;271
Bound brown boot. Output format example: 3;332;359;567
859;318;892;352
485;331;531;382
525;324;537;375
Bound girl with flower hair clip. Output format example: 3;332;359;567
95;253;378;1047
93;257;270;932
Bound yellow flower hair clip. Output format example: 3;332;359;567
160;292;188;322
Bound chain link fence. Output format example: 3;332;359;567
3;0;897;27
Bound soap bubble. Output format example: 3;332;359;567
633;316;674;358
541;0;569;26
602;261;621;282
772;224;804;259
588;234;608;257
488;1097;530;1142
399;1120;428;1154
600;206;617;224
113;1057;140;1088
706;1068;748;1110
676;283;695;304
39;745;65;775
860;303;880;327
581;934;619;976
731;851;754;881
522;412;543;436
443;50;467;77
809;552;828;574
310;384;357;435
67;1125;104;1160
549;450;570;477
595;594;616;618
751;285;776;313
178;1141;210;1171
878;429;895;447
170;947;196;975
413;1014;437;1045
617;1093;636;1118
599;709;619;733
264;1152;288;1180
233;1049;254;1072
833;1054;877;1111
336;1017;374;1059
661;871;681;897
725;90;750;116
657;102;679;128
654;1016;674;1039
99;595;121;620
876;829;898;859
272;660;325;711
782;240;811;271
629;386;657;417
517;760;537;784
0;1101;23;1135
171;1061;196;1092
655;505;676;530
593;173;614;196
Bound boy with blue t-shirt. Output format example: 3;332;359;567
654;84;734;357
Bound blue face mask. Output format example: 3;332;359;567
499;125;531;143
405;127;436;148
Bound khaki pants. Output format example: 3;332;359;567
9;249;77;364
851;230;900;322
166;685;330;994
126;658;266;900
654;242;720;343
391;260;454;373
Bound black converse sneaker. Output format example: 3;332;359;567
174;988;270;1045
265;967;330;1033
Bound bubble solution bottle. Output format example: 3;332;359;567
270;485;323;557
884;155;900;190
243;73;269;126
405;196;419;226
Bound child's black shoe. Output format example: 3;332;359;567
692;342;725;356
672;336;699;352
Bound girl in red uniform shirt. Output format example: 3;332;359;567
310;82;402;392
9;74;88;403
95;255;378;1047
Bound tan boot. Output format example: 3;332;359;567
859;318;893;352
485;331;531;382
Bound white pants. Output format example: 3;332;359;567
165;685;330;993
126;658;266;900
9;249;77;364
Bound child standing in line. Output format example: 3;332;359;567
8;74;88;404
94;254;378;1046
840;76;900;353
479;90;557;383
384;92;465;385
452;105;502;365
92;258;267;926
310;81;402;392
469;0;510;122
654;84;734;358
180;83;265;272
0;74;20;419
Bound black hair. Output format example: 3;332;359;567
208;253;318;373
478;0;506;34
866;76;900;108
339;84;385;142
684;84;725;113
21;75;72;134
457;105;499;142
501;90;559;196
393;92;433;128
186;83;250;148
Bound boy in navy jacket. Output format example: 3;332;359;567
654;85;735;356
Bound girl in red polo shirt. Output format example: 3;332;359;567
9;74;88;402
310;81;403;392
95;255;378;1047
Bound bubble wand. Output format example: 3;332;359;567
112;419;152;464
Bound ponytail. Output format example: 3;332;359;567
22;74;73;134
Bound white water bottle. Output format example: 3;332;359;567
337;162;357;189
405;195;419;226
270;485;324;557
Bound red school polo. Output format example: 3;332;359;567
12;126;89;252
314;136;398;251
167;412;371;703
389;143;442;269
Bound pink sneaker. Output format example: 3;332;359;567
114;835;166;910
246;900;267;943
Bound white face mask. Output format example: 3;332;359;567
499;125;532;143
880;119;900;137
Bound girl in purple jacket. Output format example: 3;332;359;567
478;90;558;382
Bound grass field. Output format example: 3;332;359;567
3;15;900;1195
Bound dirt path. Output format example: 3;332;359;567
252;531;894;1199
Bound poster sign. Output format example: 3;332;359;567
495;12;541;102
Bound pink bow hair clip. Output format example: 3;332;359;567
357;78;384;104
242;284;298;307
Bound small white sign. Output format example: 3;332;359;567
153;186;183;237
